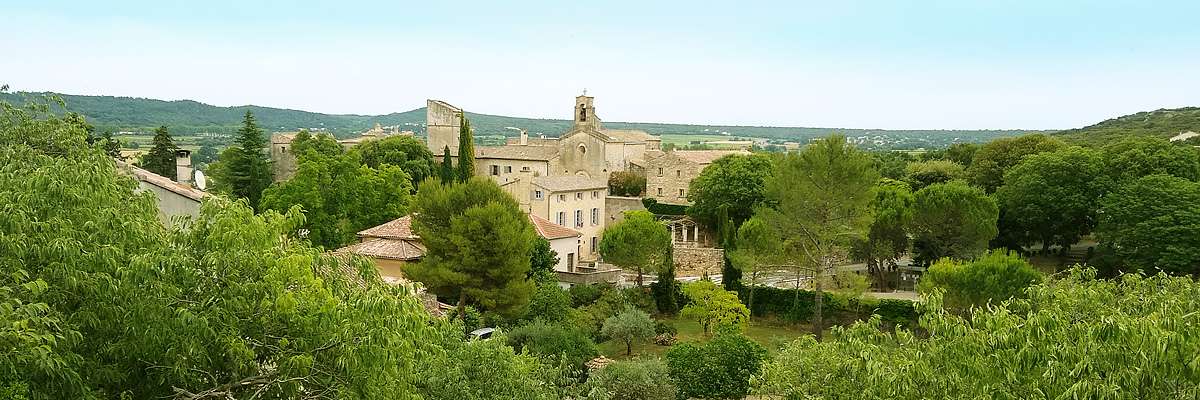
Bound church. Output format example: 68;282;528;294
427;94;662;262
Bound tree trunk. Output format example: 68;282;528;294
792;266;802;311
456;292;468;322
625;339;633;355
636;266;644;287
812;260;825;341
747;270;758;321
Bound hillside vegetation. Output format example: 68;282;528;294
0;91;1039;149
1054;107;1200;145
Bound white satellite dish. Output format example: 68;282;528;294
194;170;208;190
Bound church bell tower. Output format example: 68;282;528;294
574;92;600;131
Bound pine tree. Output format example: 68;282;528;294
143;125;178;180
226;111;272;209
456;113;474;182
440;146;455;183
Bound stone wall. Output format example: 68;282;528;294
426;100;461;154
605;196;646;225
673;246;724;277
646;153;700;205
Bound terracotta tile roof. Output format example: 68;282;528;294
474;145;560;161
532;175;607;192
336;238;426;261
358;215;418;240
529;214;582;240
671;150;751;165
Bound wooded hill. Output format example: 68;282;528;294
0;91;1039;149
1054;107;1200;145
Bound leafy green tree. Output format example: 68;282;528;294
667;332;767;400
289;129;342;158
582;359;676;400
966;134;1066;193
943;142;979;166
521;281;573;323
1096;174;1200;275
259;144;412;249
850;179;914;290
100;131;121;159
911;181;999;265
529;237;559;282
600;307;655;355
142;125;178;180
1101;136;1200;184
220;111;272;209
903;159;964;191
348;135;436;188
728;216;780;316
680;280;750;335
598;210;671;287
193;139;221;167
406;178;536;318
917;250;1043;310
0;97;461;398
607;170;646;197
756;135;878;340
507;320;598;369
687;153;775;228
439;145;455;182
456;113;475;181
415;336;571;400
996;147;1109;252
754;269;1200;399
868;150;913;180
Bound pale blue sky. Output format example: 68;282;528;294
3;0;1198;129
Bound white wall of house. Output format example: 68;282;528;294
548;236;580;273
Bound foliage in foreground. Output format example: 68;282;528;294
667;331;768;400
582;359;677;400
917;250;1044;311
754;269;1200;399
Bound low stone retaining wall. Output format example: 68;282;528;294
674;246;724;277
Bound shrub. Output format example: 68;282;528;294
621;287;658;315
680;280;749;335
653;321;677;336
569;283;609;307
738;286;919;328
583;359;676;400
522;281;573;323
506;321;598;370
573;286;629;339
917;250;1043;310
600;307;656;356
641;198;688;216
666;332;767;399
608;171;646;197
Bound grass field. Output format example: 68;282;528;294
659;134;753;146
597;316;810;360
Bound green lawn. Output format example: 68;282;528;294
597;316;810;360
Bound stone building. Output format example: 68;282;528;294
116;153;208;225
500;175;608;261
644;149;751;205
336;215;426;284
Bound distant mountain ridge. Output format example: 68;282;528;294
1053;107;1200;145
0;91;1043;148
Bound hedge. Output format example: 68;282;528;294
641;198;688;216
738;286;918;327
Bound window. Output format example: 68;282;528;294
534;190;543;200
578;144;587;154
575;192;583;200
504;166;512;173
556;211;565;226
521;166;530;172
574;210;583;227
679;189;685;197
676;170;681;177
592;190;598;198
657;187;663;196
559;194;566;201
657;168;663;177
490;165;500;176
281;146;287;153
591;236;597;253
591;208;598;225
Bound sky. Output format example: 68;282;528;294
2;0;1199;130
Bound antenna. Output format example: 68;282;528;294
194;170;208;190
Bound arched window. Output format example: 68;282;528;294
579;105;587;122
578;144;587;154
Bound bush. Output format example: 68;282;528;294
569;283;609;307
572;286;629;339
666;332;767;399
642;198;688;216
608;171;646;197
583;359;676;400
739;286;918;328
654;321;677;336
917;250;1043;310
621;287;658;315
522;281;573;323
506;321;598;370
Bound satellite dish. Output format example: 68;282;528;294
194;170;208;190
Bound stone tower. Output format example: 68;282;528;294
574;94;600;131
426;99;462;154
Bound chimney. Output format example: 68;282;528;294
175;149;193;185
519;129;528;145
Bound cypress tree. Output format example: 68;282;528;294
652;245;680;315
440;146;455;183
718;207;743;292
228;111;272;209
456;113;474;182
143;125;178;180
